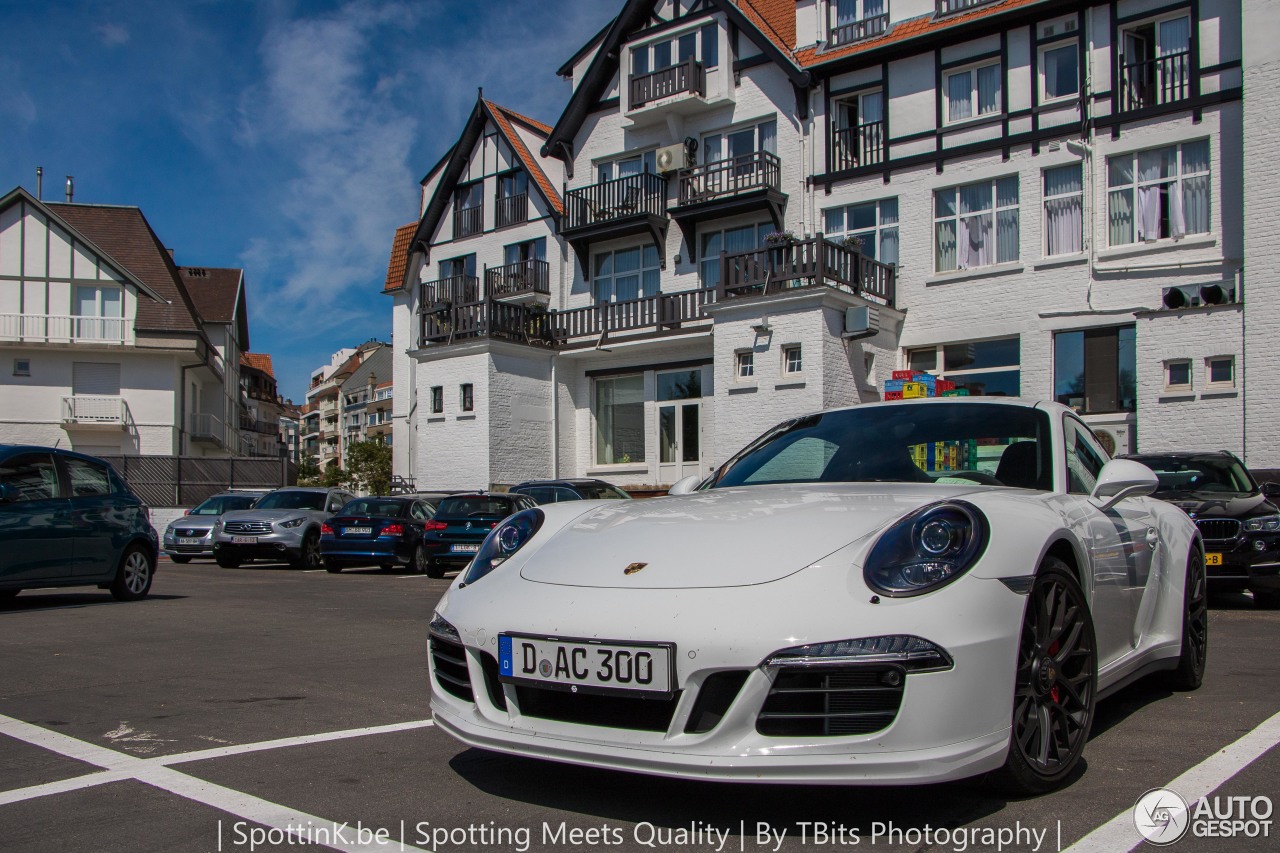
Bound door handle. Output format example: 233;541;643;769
1146;528;1159;545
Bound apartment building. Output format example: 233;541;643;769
341;344;392;449
0;186;247;456
387;0;1274;489
240;352;285;458
302;341;387;471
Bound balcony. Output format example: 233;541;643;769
486;259;550;305
188;413;228;447
61;395;131;430
830;13;889;47
453;204;483;239
629;56;705;109
495;193;528;229
1119;51;1192;113
2;313;128;345
239;415;279;435
420;297;554;348
561;172;669;270
830;122;886;174
552;290;710;348
936;0;999;15
670;150;786;245
718;235;896;308
420;275;482;310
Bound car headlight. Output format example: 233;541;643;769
864;501;988;597
1244;514;1280;532
429;611;460;642
279;517;306;529
463;509;544;585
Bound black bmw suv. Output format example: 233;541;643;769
1125;450;1280;608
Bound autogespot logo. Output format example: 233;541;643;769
1134;787;1191;846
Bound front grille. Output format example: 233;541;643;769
430;636;474;702
684;670;750;734
224;521;273;535
1196;518;1242;541
173;528;209;538
757;665;905;737
514;685;681;732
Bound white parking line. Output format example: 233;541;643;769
0;714;433;852
1064;707;1280;852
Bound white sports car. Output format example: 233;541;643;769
428;399;1206;793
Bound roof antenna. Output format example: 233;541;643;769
36;166;43;200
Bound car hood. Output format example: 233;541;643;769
1155;491;1276;519
219;509;322;523
518;483;985;589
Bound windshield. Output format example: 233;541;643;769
436;496;519;519
253;491;327;511
574;484;631;500
1130;455;1257;495
190;495;258;515
338;499;409;518
712;403;1054;490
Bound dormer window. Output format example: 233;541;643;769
830;0;889;47
629;24;718;108
453;182;483;238
496;171;528;229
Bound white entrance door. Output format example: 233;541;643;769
658;401;701;483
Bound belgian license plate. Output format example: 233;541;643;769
1205;552;1223;566
177;538;202;546
346;527;372;535
451;544;480;553
498;634;674;696
232;536;258;545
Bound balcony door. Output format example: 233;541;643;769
832;90;884;170
702;120;777;186
74;285;123;341
438;255;477;303
656;369;703;483
1122;16;1190;109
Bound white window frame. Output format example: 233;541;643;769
1107;139;1211;247
593;373;647;466
782;345;803;375
1205;355;1235;390
735;350;755;380
592;244;661;304
943;60;1002;125
934;177;1020;272
630;21;719;78
1164;359;1192;393
823;197;899;266
1042;164;1084;257
1039;40;1080;104
596;151;657;184
906;337;1022;396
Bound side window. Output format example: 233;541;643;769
1065;420;1107;495
522;487;552;504
554;487;582;502
327;494;344;512
0;453;60;501
64;457;113;497
410;502;427;520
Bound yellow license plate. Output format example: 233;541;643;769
1205;553;1223;566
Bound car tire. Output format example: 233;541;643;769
379;563;395;571
0;590;18;601
426;559;445;579
170;556;192;564
990;558;1097;797
1167;548;1208;690
324;558;343;574
109;545;155;602
291;530;322;570
412;544;428;575
216;555;242;569
1252;589;1280;610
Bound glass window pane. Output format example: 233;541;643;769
879;227;900;266
935;220;957;272
824;207;845;234
1182;175;1210;234
1108;156;1134;188
75;286;98;317
660;406;676;463
1044;45;1079;99
1109;189;1135;246
595;375;645;465
947;70;973;121
1181;139;1210;175
642;244;659;268
996;176;1019;208
1054;331;1085;410
879;197;898;224
633;46;649;77
725;225;758;254
1044;164;1082;196
977;64;1001;114
849;202;877;231
997;209;1020;263
682;404;700;462
654;40;672;69
701;23;718;68
758;119;777;155
960;182;991;213
935;189;956;218
658;370;701;401
594;253;612;279
678;32;697;62
946;337;1019;371
946;369;1020;397
1118;326;1137;410
614;247;640;273
642;268;660;297
908;347;937;372
1138;146;1175;182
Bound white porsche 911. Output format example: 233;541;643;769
427;399;1206;794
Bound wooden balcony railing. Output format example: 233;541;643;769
563;172;668;232
936;0;998;15
830;13;889;47
495;193;528;229
551;290;710;343
830;122;886;173
1119;50;1192;112
420;298;555;348
486;259;550;299
718;235;895;307
453;205;483;238
419;275;481;308
629;56;705;107
675;150;781;206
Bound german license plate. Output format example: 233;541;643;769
177;538;202;546
1205;552;1223;566
451;544;479;553
345;527;371;535
232;536;258;545
498;634;674;696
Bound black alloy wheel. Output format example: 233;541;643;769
293;530;322;570
1168;548;1208;689
993;559;1097;795
413;544;428;575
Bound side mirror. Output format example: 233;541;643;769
1262;482;1280;500
1090;459;1158;512
668;474;702;496
0;483;19;504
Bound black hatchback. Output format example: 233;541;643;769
1125;450;1280;608
421;492;538;578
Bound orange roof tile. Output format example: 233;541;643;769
240;352;275;378
486;100;563;217
383;221;417;293
376;380;393;389
733;0;796;59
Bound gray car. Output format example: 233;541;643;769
211;486;355;570
162;490;267;562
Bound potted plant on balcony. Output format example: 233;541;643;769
764;229;796;246
840;234;866;253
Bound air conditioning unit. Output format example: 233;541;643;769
655;143;690;174
843;305;880;340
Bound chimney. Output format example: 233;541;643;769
65;176;74;203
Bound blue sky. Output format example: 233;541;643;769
0;0;614;402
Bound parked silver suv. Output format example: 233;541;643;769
211;486;355;569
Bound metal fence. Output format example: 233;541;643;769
98;455;297;507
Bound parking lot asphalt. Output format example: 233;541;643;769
1;557;1278;853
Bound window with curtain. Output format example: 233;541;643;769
702;119;777;174
632;22;718;75
1107;139;1210;246
593;245;661;303
1043;164;1083;256
595;374;646;465
945;62;1002;124
700;223;770;289
597;151;657;184
74;285;123;340
824;198;899;265
1040;42;1079;102
934;177;1019;272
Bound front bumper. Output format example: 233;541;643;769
1202;534;1280;591
212;529;305;561
163;532;214;558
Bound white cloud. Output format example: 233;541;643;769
95;22;130;47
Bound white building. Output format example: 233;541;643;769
387;0;1273;489
0;187;247;456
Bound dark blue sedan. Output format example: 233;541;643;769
320;497;437;573
0;445;158;602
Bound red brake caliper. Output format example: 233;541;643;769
1048;639;1061;703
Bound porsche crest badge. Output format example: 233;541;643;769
624;562;648;576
